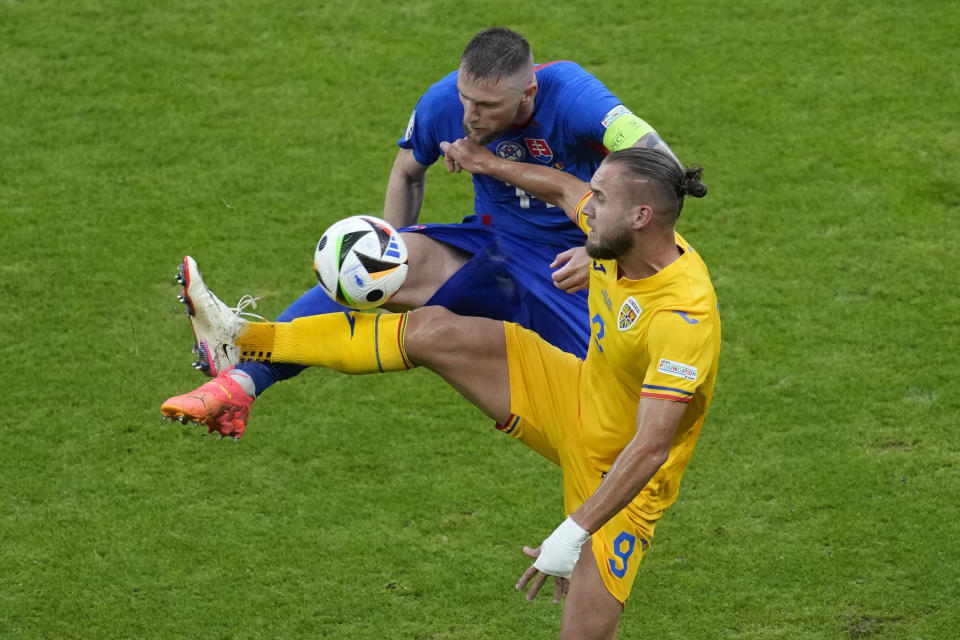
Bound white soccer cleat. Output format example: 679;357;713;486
176;256;264;377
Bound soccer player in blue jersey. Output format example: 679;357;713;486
164;27;680;438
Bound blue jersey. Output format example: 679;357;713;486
271;62;631;371
398;61;625;248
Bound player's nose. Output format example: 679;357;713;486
462;101;479;122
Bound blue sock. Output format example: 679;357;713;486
237;284;348;395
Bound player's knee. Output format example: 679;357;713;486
403;306;463;365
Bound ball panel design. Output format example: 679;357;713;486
313;216;408;310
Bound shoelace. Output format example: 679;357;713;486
231;294;269;323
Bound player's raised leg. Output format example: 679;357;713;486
163;237;485;440
232;305;512;424
188;232;470;394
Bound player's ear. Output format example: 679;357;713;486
521;79;538;104
630;204;655;229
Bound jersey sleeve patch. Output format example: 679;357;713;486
656;358;698;381
397;100;440;166
601;104;632;128
396;71;460;166
402;110;415;141
642;311;717;399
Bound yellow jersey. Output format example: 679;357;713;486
575;193;721;520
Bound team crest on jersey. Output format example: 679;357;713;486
496;140;525;161
524;138;553;164
617;297;642;331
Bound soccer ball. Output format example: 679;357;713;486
314;215;408;310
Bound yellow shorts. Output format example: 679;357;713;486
500;322;656;604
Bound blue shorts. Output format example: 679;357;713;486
405;220;589;358
279;220;590;359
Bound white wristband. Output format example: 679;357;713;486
533;517;591;578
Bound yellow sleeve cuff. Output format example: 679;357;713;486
574;192;594;234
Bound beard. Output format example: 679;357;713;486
585;223;634;260
462;121;503;146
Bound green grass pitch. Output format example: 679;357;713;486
2;1;958;638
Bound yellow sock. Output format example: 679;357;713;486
237;312;412;374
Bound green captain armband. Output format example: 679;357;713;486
602;112;655;152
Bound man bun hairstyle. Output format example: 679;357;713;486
459;27;533;83
679;165;708;199
607;148;707;219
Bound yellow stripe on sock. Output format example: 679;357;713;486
396;312;412;369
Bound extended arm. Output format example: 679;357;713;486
532;398;687;577
572;398;686;532
383;148;429;229
440;139;590;223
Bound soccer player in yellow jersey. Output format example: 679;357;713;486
161;146;719;639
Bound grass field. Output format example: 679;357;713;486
2;1;959;638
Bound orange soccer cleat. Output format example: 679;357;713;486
160;369;255;440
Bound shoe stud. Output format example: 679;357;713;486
192;345;211;374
